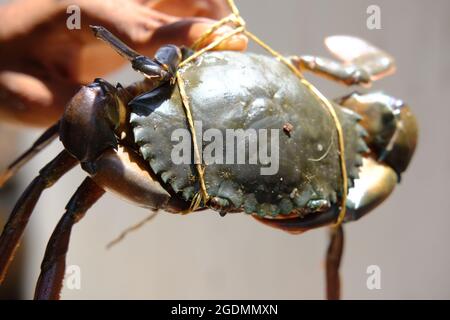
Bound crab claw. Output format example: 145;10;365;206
59;79;120;165
253;158;397;234
325;35;396;82
339;92;418;179
346;157;397;221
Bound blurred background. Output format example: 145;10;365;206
0;0;449;299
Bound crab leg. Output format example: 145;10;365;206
289;36;395;86
0;150;78;283
34;177;104;300
90;26;180;83
291;55;372;86
326;225;344;300
0;121;60;187
90;26;141;61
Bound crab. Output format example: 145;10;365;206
0;25;417;300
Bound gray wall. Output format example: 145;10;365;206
4;0;450;299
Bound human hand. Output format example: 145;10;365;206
0;0;247;126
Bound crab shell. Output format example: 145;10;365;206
129;51;368;218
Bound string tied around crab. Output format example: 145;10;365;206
177;0;348;227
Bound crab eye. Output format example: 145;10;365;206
131;56;170;80
155;45;182;74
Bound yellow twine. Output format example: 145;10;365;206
176;26;247;211
176;71;209;210
179;26;245;68
191;14;243;51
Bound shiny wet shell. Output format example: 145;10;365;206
129;51;367;217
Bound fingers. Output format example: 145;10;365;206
146;18;248;53
76;0;176;44
0;1;244;128
0;71;77;127
141;5;178;24
193;21;249;51
131;6;178;39
148;0;231;20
